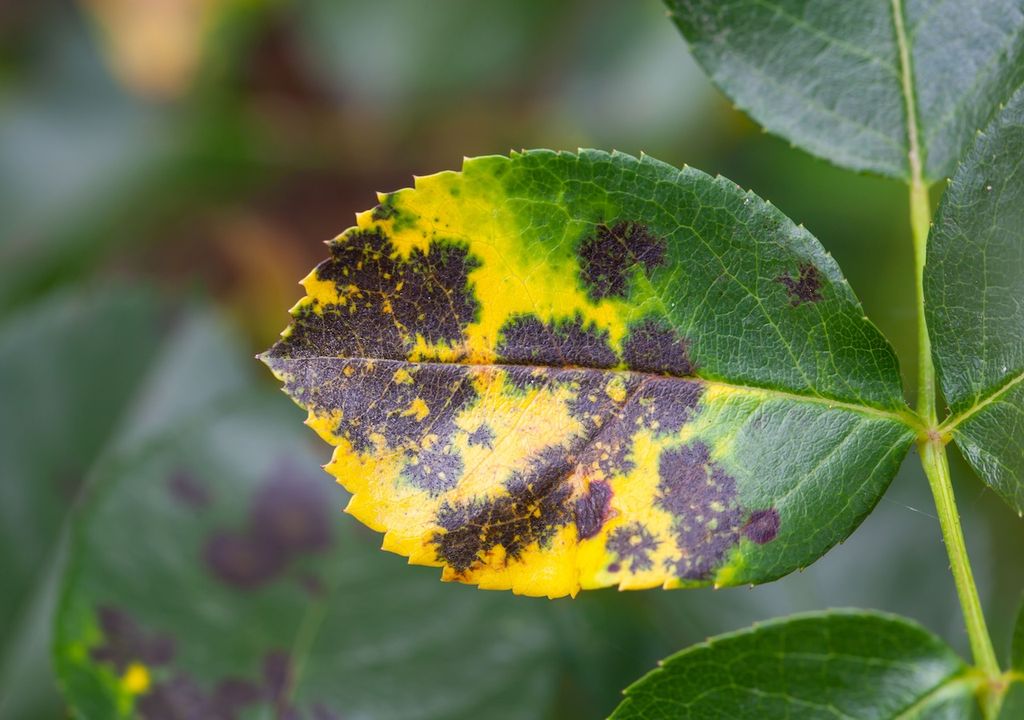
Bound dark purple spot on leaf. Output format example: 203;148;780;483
467;424;495;448
497;313;617;369
266;229;480;360
433;445;574;572
250;471;333;556
137;674;209;720
91;606;176;672
776;262;824;306
743;508;780;544
606;522;659;572
656;442;744;580
622;317;695;376
268;359;477;454
204;530;287;590
574;480;613;540
402;445;463;494
578;221;666;301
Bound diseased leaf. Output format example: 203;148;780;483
611;610;983;719
665;0;1024;180
55;318;561;720
261;149;915;598
927;85;1024;514
0;286;162;718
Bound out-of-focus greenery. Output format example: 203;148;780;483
2;1;1023;718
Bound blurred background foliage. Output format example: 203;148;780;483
2;1;1024;718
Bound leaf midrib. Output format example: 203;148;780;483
266;355;919;429
941;368;1024;434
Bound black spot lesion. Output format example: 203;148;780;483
467;424;495;448
90;606;175;672
578;221;667;301
776;262;824;306
574;480;613;540
567;374;704;482
402;443;464;494
432;445;574;573
606;522;659;573
266;228;481;361
88;606;340;719
656;441;745;580
743;508;780;544
497;313;618;369
279;360;477;461
653;441;782;581
204;464;333;591
622;317;696;376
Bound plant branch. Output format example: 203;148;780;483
920;439;1002;713
892;2;1003;710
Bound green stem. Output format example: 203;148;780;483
920;439;1002;713
909;178;936;426
895;50;1004;704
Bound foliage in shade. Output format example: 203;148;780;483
55;313;562;720
611;610;983;719
665;0;1024;180
926;85;1024;514
261;149;915;597
0;288;162;718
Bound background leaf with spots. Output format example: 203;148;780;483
4;1;1024;718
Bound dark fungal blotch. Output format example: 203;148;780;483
432;446;574;572
622;317;695;376
273;358;477;454
606;522;659;573
266;229;481;361
204;465;334;590
402;444;464;494
467;424;495;448
743;508;780;544
578;221;666;301
497;313;617;369
656;441;745;580
575;480;613;540
90;606;176;672
776;262;824;306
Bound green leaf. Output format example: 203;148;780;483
55;313;561;720
0;286;162;718
261;149;914;597
612;610;982;719
1013;596;1024;671
998;682;1024;719
664;0;1024;180
926;85;1024;514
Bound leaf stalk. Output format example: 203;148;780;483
919;438;1002;715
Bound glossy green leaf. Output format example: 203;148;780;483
1004;607;1024;720
55;313;561;720
665;0;1024;180
261;149;915;597
612;610;982;719
0;286;162;718
927;85;1024;514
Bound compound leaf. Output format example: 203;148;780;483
611;610;982;719
927;85;1024;514
665;0;1024;180
261;149;914;598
